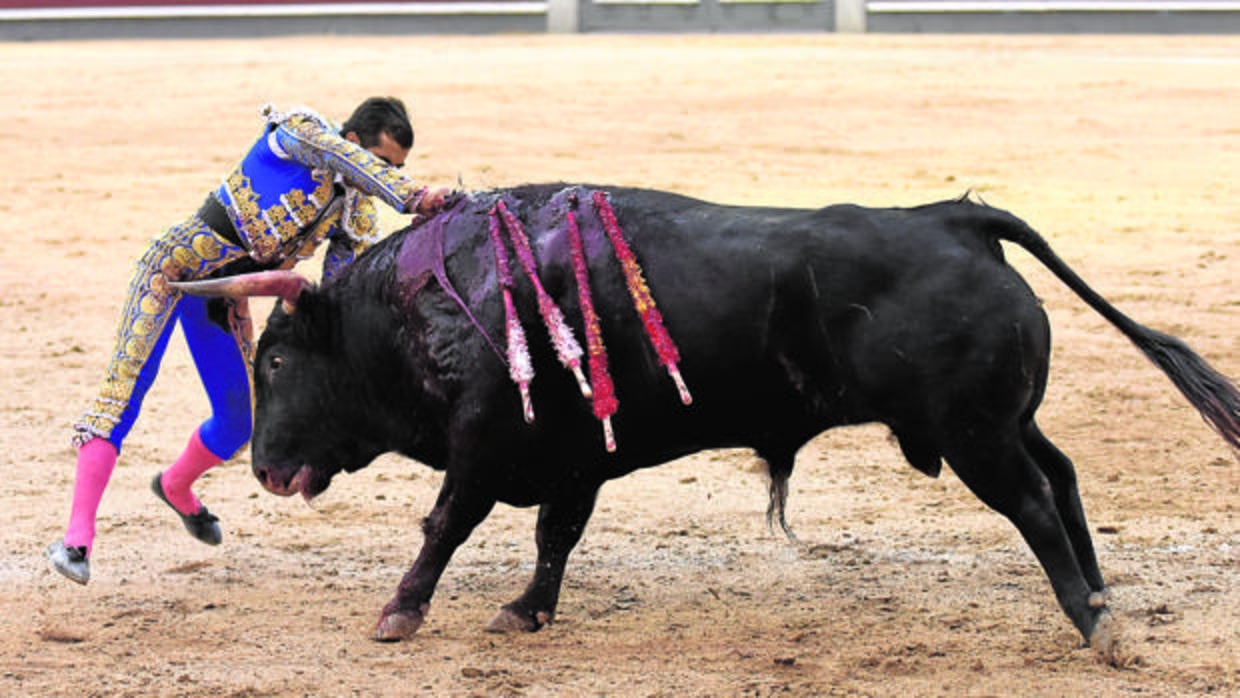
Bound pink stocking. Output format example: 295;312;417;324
158;428;222;515
64;438;119;555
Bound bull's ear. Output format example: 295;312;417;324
171;271;312;314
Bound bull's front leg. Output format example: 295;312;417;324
486;488;599;633
373;474;495;641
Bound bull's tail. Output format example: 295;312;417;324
977;203;1240;451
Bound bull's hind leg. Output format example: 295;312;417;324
1022;421;1108;600
942;429;1114;658
486;488;600;633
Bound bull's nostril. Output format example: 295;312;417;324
253;466;269;487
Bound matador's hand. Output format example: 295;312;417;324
415;187;450;215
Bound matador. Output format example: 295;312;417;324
48;97;449;585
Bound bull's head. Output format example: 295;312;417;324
173;271;384;501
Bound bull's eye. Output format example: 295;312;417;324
269;356;284;372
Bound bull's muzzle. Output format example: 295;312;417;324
253;463;315;501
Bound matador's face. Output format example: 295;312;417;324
346;130;409;170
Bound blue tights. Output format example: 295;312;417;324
108;295;251;459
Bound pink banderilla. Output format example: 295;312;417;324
566;202;619;451
493;200;591;401
487;204;535;423
592;190;692;405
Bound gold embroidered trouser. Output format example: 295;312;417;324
72;215;247;446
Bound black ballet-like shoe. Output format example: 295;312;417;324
150;472;222;546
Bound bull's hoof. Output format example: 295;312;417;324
1088;609;1120;666
485;607;550;634
371;606;427;642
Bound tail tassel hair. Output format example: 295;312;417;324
1130;328;1240;451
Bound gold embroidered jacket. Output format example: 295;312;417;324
214;105;426;282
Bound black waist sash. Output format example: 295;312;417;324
197;194;243;248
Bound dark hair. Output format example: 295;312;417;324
340;96;414;149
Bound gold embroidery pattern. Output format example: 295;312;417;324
73;217;247;445
227;297;255;383
283;189;315;227
223;167;334;264
281;115;419;210
225;169;267;258
343;190;380;245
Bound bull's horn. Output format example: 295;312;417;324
170;270;312;314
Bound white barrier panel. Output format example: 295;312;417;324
869;0;1240;11
0;1;546;20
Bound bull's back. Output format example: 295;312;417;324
602;194;1052;431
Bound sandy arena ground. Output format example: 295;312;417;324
0;34;1237;697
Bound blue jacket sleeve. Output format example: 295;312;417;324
270;113;427;213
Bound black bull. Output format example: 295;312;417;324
174;184;1240;657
